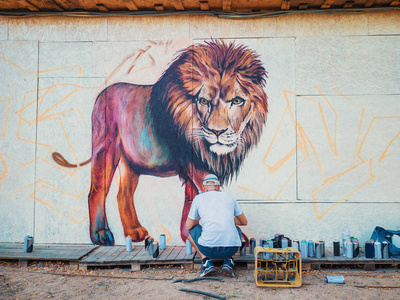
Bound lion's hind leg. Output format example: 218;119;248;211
117;157;148;242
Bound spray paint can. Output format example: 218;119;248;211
319;240;325;257
382;241;389;259
345;241;353;258
160;234;166;250
250;238;256;255
147;238;154;255
300;240;308;259
24;236;33;253
292;240;299;251
314;242;322;259
125;236;132;252
240;240;246;256
353;240;359;258
185;239;192;255
308;240;314;257
342;228;350;257
365;241;375;258
265;240;273;259
326;276;345;284
333;240;340;256
374;241;382;259
281;238;289;249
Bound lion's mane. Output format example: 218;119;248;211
150;40;268;185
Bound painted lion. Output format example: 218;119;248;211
53;40;268;245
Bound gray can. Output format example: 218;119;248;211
249;238;256;254
186;239;192;255
315;242;322;259
24;236;33;253
382;241;389;259
160;234;166;250
326;276;345;284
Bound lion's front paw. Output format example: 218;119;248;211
91;229;115;246
126;227;148;242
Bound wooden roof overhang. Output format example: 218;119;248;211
0;0;398;17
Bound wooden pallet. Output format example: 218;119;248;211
0;243;98;269
79;246;196;271
194;247;400;271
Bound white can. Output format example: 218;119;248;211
125;236;132;252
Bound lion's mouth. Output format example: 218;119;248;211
207;140;238;155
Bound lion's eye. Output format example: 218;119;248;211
231;97;245;106
198;97;209;106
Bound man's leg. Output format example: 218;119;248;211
188;225;216;277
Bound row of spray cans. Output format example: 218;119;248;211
125;234;193;256
297;240;326;259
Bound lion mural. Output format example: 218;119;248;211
53;40;268;245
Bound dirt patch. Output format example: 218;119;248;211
1;260;400;299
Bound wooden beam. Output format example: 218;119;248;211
199;1;209;10
122;0;139;11
172;0;184;10
18;0;39;11
343;1;354;8
222;0;231;11
281;0;291;10
96;3;109;11
321;0;335;9
389;0;400;6
364;0;374;6
298;3;309;9
154;3;164;10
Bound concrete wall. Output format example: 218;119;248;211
0;11;399;246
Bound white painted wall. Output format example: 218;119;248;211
0;11;399;247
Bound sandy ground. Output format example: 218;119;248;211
0;261;399;300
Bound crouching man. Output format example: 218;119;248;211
186;174;248;277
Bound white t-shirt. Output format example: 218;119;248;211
188;190;243;247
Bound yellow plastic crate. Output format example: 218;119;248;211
254;246;302;287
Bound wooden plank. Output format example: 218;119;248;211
222;0;231;11
164;246;184;261
156;247;175;262
130;247;150;263
80;246;113;263
172;0;184;10
100;246;125;263
118;246;142;263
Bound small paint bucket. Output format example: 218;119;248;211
374;241;382;259
333;240;340;256
281;238;289;249
125;236;132;252
382;241;389;259
160;234;166;250
186;239;192;255
308;240;314;257
24;236;33;253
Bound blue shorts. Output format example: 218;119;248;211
189;224;242;259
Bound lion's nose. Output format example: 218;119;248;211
210;128;227;137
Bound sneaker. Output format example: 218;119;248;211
200;258;216;277
222;257;236;277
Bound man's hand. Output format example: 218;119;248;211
235;213;248;226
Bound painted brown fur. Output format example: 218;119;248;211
53;40;268;245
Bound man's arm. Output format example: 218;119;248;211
235;213;248;226
186;217;200;231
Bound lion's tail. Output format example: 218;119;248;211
52;152;91;168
